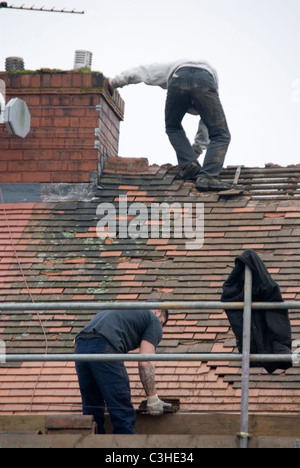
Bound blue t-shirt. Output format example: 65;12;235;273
76;309;163;353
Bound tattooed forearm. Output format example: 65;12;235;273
138;362;157;397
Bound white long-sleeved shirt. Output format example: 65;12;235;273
110;59;219;90
110;59;218;152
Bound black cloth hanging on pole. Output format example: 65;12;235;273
221;249;292;374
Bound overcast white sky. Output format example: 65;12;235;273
1;0;300;169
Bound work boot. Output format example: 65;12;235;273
196;176;233;192
179;162;201;181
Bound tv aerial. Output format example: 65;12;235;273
0;3;85;136
0;2;85;14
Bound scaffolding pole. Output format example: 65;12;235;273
0;267;296;448
0;301;298;311
239;265;252;448
2;353;293;363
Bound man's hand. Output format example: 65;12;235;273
147;395;172;416
138;341;172;416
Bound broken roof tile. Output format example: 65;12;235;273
0;163;300;414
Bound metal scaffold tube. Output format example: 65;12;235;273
2;353;293;363
0;301;299;311
239;265;253;449
0;267;297;449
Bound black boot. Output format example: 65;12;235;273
179;162;201;181
196;176;233;192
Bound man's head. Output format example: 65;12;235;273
147;299;169;327
153;309;169;327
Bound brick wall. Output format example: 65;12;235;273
0;70;124;184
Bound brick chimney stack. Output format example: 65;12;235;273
0;70;124;184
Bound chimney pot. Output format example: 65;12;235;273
5;57;25;71
74;50;93;70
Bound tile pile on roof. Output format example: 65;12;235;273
0;160;300;414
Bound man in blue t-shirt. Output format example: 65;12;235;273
75;307;170;434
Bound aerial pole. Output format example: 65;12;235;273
0;3;85;136
0;2;85;14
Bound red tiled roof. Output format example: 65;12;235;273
0;162;300;414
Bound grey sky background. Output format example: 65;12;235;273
1;0;299;168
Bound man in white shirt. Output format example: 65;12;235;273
108;59;232;192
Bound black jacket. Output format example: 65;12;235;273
221;249;292;374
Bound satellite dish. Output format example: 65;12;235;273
0;90;5;124
4;97;31;138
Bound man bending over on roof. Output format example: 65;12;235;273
74;306;171;434
108;59;232;192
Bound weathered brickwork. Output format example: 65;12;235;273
0;70;124;183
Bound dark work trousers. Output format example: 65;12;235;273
165;67;231;177
75;338;136;434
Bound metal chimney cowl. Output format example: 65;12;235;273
5;57;25;71
74;50;93;70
